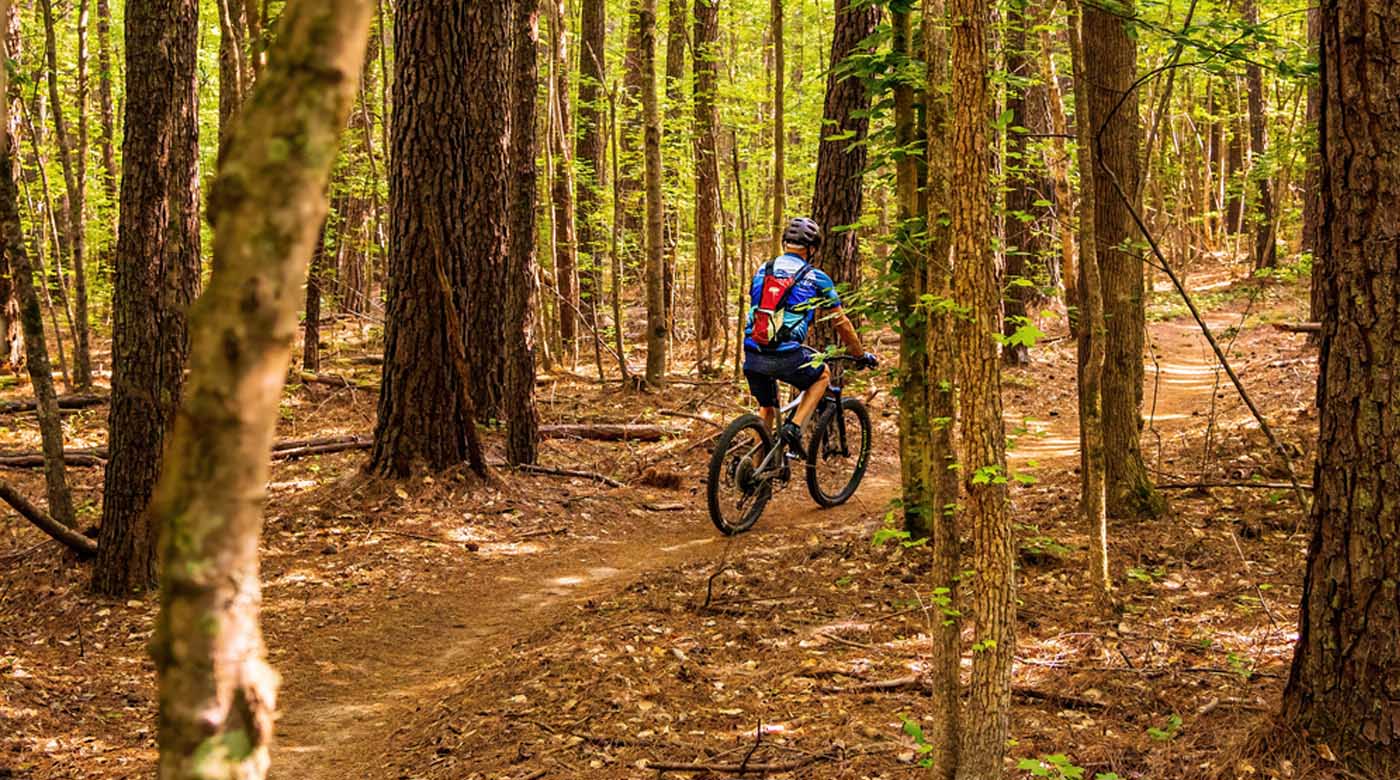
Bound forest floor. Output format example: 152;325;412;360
0;268;1332;780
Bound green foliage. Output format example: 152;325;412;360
899;714;935;768
1147;714;1183;742
1018;754;1120;780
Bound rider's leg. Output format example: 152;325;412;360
759;406;778;430
792;368;829;427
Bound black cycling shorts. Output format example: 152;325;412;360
743;348;826;409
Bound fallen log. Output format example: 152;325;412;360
540;423;671;442
0;451;107;468
270;437;372;460
297;371;376;390
0;479;97;557
0;393;108;415
512;462;622;487
1272;321;1322;334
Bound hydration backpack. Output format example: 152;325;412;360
750;259;813;348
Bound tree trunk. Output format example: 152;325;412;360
1281;1;1400;769
0;19;74;531
1242;0;1276;270
40;0;91;389
950;0;1015;777
1303;7;1322;327
811;0;878;301
549;0;578;348
0;4;20;372
506;0;541;466
1035;0;1076;312
769;0;784;256
662;0;685;342
96;0;117;203
576;0;606;339
693;0;723;362
1225;80;1245;235
922;1;960;775
1002;0;1041;366
93;0;203;596
217;0;258;144
302;227;325;373
149;4;374;775
1069;0;1111;607
1085;0;1163;519
369;0;501;476
640;0;667;386
893;7;924;540
620;0;644;259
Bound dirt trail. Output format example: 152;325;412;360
269;463;900;779
270;316;1232;780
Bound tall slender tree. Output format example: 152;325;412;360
149;3;375;774
1085;0;1163;518
39;0;91;389
95;0;117;203
640;0;667;386
575;0;607;336
1069;0;1111;607
1281;0;1400;769
693;0;723;364
1242;0;1276;270
950;0;1015;775
0;3;73;532
769;0;785;254
93;0;202;595
921;1;961;775
549;0;579;348
369;0;501;476
506;0;541;466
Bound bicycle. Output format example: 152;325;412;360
706;354;874;535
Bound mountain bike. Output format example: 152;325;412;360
706;354;874;535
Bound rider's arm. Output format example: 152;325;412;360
830;308;866;358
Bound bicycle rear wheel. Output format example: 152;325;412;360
706;415;774;535
805;398;872;507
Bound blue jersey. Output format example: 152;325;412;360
743;254;842;353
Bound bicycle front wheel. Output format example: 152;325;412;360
805;398;872;507
706;414;774;535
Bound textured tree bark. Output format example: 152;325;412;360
95;0;117;203
769;0;784;256
811;0;879;301
893;7;925;540
661;0;685;336
1034;0;1076;312
575;0;606;335
302;227;325;373
1085;0;1163;519
369;0;502;476
1069;0;1111;607
1302;7;1322;327
921;2;960;775
0;19;75;531
149;4;374;775
1282;1;1400;769
506;0;541;466
0;3;21;372
549;0;579;348
1241;0;1276;270
620;0;644;251
93;0;202;596
1226;80;1246;235
693;0;723;361
1002;0;1044;366
39;0;91;390
640;0;667;386
217;0;259;145
950;0;1015;776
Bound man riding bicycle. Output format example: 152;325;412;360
743;216;877;456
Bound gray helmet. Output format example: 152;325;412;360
782;217;823;251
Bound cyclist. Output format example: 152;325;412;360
743;216;876;456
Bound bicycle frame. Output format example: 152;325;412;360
752;360;852;479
